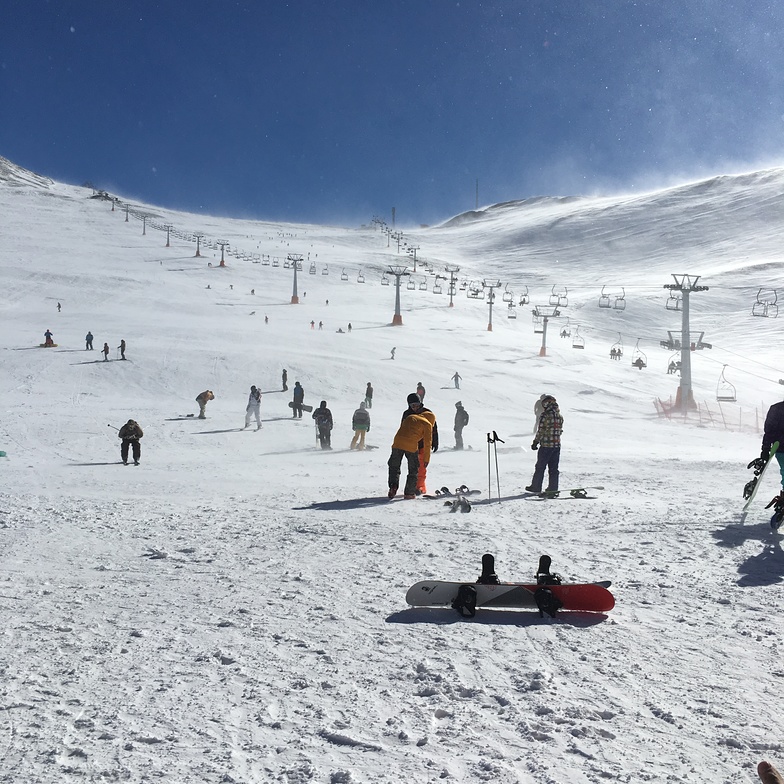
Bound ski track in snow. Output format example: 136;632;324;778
1;163;783;783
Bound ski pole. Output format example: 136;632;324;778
492;431;504;501
107;424;119;431
487;433;492;500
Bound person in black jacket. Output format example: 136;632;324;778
454;401;469;450
762;400;784;491
118;419;143;465
401;392;438;493
312;401;333;449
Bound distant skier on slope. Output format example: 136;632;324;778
454;401;469;451
85;331;94;350
244;385;262;430
364;382;373;409
118;419;143;466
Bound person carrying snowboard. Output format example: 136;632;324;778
401;393;438;494
526;394;563;495
118;419;143;465
388;410;434;499
291;381;304;418
312;400;333;449
364;382;373;409
454;401;469;450
196;389;214;419
244;385;262;430
350;401;371;450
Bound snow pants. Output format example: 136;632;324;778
121;439;141;464
530;446;560;492
454;426;465;451
776;453;784;489
388;448;419;496
245;405;261;429
317;425;332;449
350;429;367;450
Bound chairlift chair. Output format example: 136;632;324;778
340;269;349;281
502;284;513;303
666;352;681;375
716;366;737;402
321;266;329;275
262;255;270;266
610;333;623;359
507;304;517;319
419;278;428;291
572;326;585;349
406;277;416;290
381;274;390;286
533;314;544;334
433;281;443;294
558;289;569;308
598;286;611;309
459;279;468;291
309;263;317;274
665;293;682;311
357;271;365;283
272;257;280;267
631;339;647;369
519;286;530;306
614;288;627;310
548;286;561;307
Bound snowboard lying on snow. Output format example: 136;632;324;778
405;554;614;617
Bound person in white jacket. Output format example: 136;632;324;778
244;385;262;430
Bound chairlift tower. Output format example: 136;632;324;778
164;224;173;247
289;253;303;304
482;279;502;331
141;214;148;236
391;231;404;253
534;305;561;356
194;232;204;258
406;245;420;273
217;240;229;267
388;264;410;325
663;274;709;414
445;264;460;308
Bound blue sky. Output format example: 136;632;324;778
3;1;784;226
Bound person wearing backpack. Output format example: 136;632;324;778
454;401;469;450
312;401;333;450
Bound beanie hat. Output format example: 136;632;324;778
407;393;422;405
360;401;366;409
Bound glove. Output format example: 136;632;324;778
432;445;438;453
424;462;429;468
531;441;539;451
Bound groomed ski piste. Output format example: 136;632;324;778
1;156;783;783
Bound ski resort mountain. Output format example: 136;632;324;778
1;157;783;783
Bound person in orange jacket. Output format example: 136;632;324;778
388;410;435;499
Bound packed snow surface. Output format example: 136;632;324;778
1;157;784;783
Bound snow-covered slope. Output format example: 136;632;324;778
1;162;783;783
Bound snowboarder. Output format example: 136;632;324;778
118;419;143;465
85;331;93;350
196;389;214;419
102;342;110;361
350;401;371;450
282;369;288;391
118;339;126;360
312;401;333;449
388;410;434;499
292;382;304;418
364;382;373;409
454;401;469;450
401;393;438;494
526;395;564;494
762;399;784;496
57;302;61;312
43;329;54;347
390;347;396;360
451;371;462;389
244;385;262;429
416;381;426;401
347;323;352;332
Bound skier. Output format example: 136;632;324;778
526;394;564;495
364;382;374;409
347;323;352;332
318;321;323;330
310;320;315;330
388;410;435;499
118;339;126;360
401;393;438;494
312;400;333;449
350;401;371;450
291;381;304;418
416;381;426;401
85;331;94;350
196;389;215;419
390;347;396;360
43;329;54;347
244;385;262;430
102;342;110;361
451;371;462;389
282;368;288;391
454;401;469;451
118;419;143;466
57;302;61;312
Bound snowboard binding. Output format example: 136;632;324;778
765;492;784;530
476;553;500;585
535;555;563;586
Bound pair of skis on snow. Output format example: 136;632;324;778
406;554;614;618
